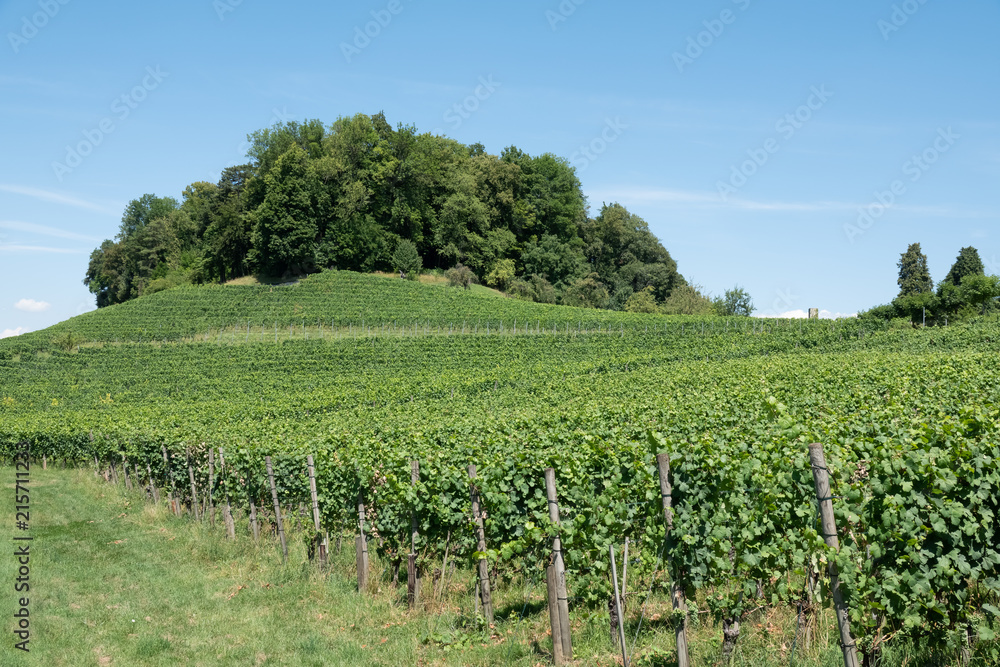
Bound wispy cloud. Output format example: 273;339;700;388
0;244;87;254
0;327;26;339
15;299;50;313
0;220;101;242
0;75;65;94
586;186;998;218
587;186;855;211
0;184;117;214
585;187;720;206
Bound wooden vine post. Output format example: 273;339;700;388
408;460;421;608
545;559;566;666
265;456;288;563
187;449;200;520
357;494;369;592
656;453;690;667
808;443;860;667
248;482;261;543
122;455;132;490
162;446;180;516
146;462;160;503
468;464;494;625
610;543;629;667
219;448;236;540
207;449;216;528
544;467;572;662
306;455;328;565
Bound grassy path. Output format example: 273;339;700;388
0;466;552;666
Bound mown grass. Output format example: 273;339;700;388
0;466;987;666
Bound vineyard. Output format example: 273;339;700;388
2;272;1000;665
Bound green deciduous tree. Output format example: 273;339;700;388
894;290;939;323
661;283;714;315
521;234;587;288
392;238;422;280
445;263;476;289
714;286;755;317
118;194;179;241
248;146;328;276
485;258;516;290
623;286;659;313
960;274;1000;315
562;272;610;309
581;203;684;306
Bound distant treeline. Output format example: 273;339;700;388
84;113;696;311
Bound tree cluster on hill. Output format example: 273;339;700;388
84;113;696;311
861;243;1000;323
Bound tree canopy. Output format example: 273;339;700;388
84;113;691;311
860;243;1000;324
940;246;985;289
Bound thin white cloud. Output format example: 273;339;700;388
0;244;87;254
15;299;51;313
586;186;998;218
587;186;858;212
0;327;26;339
0;75;65;93
0;184;117;214
585;187;721;206
0;220;101;242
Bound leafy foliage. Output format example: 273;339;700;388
83;115;689;311
713;286;755;317
391;239;422;280
444;264;476;290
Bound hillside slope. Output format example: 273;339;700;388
12;270;689;349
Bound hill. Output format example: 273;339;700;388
12;269;692;350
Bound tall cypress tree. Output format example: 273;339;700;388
897;242;933;298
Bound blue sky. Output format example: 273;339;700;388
1;0;998;335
